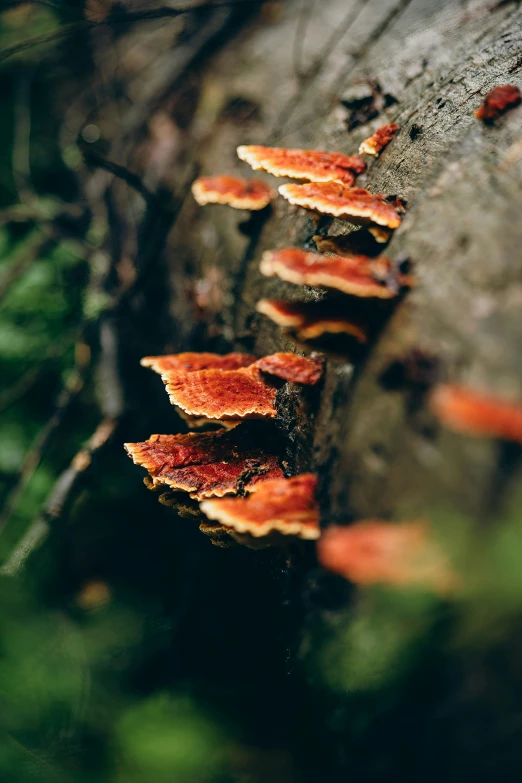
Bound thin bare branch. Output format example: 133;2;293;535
82;150;159;207
0;231;50;306
1;418;117;576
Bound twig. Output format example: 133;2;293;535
0;330;78;413
82;150;159;207
0;369;88;533
0;1;263;65
271;0;415;143
12;78;33;202
0;230;50;306
1;418;118;576
0;201;85;226
269;0;369;139
293;0;316;82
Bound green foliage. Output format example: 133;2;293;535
116;694;227;783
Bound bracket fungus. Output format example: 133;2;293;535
140;352;256;375
256;299;368;344
237;145;366;186
254;351;323;384
260;248;410;298
318;521;455;594
359;122;400;157
124;428;284;500
199;473;320;540
278;182;402;229
475;84;521;122
191;175;273;210
144;352;323;422
430;384;522;443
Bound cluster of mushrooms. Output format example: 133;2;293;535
125;84;522;594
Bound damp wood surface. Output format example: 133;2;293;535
156;0;522;527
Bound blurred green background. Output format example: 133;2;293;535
3;3;522;783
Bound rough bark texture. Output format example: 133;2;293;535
157;0;522;526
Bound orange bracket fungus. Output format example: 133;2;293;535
256;299;368;344
359;122;400;157
318;521;455;594
124;428;284;501
143;352;323;422
199;473;320;540
191;175;273;210
430;384;522;443
162;366;279;421
237;145;366;186
278;182;402;229
475;84;521;122
255;352;323;384
140;352;256;375
260;247;410;298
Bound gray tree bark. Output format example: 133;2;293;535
156;0;522;527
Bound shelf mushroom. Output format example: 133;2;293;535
318;520;455;594
191;175;273;210
475;85;521;123
200;473;320;541
124;427;284;501
260;247;410;299
359;123;400;157
142;351;323;424
256;299;368;343
237;145;366;186
430;384;522;443
278;182;402;230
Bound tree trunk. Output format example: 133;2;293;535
155;0;522;525
36;2;522;780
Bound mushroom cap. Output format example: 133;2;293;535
359;122;400;157
256;298;368;343
475;84;522;122
430;384;522;443
255;352;324;384
191;175;273;210
260;247;404;298
278;182;402;228
318;520;454;593
141;352;256;375
200;473;320;539
237;145;366;186
143;351;324;422
124;428;284;500
162;366;279;420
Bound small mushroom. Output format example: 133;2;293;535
144;352;324;422
199;473;320;540
475;85;521;123
124;428;284;500
191;175;273;210
256;298;368;343
278;182;402;229
237;145;366;186
318;520;455;594
430;384;522;443
260;247;410;298
359;122;400;157
255;351;323;384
